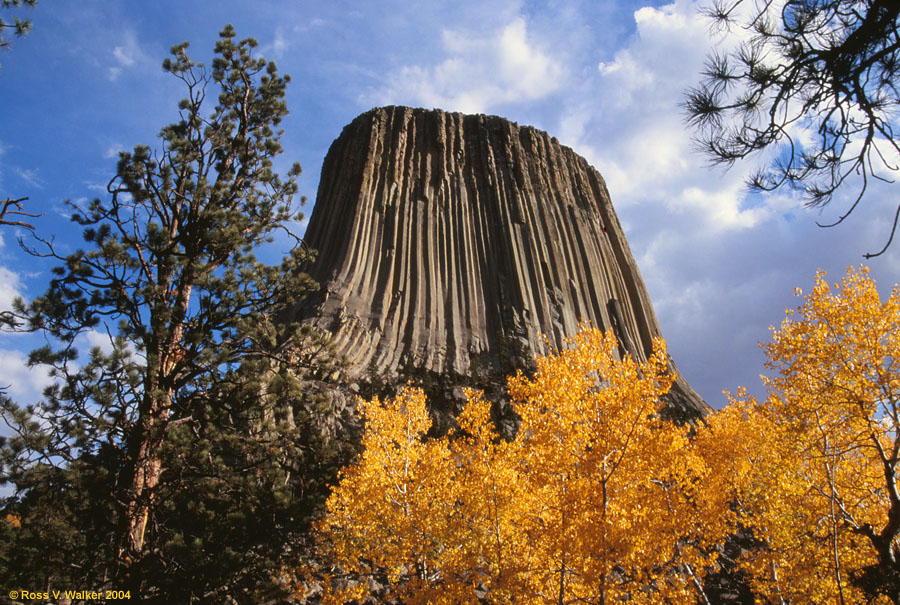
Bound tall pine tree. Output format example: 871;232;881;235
0;25;356;600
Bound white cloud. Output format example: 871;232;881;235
272;29;291;59
530;0;900;404
104;143;124;159
81;329;115;356
0;349;53;403
108;30;147;81
269;19;327;59
367;17;564;114
597;4;707;99
14;167;42;189
78;327;141;364
0;266;25;313
675;185;770;230
113;45;136;67
562;0;785;235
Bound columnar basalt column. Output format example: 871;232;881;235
303;106;708;423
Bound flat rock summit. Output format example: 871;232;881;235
303;106;708;424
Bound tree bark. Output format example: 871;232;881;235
116;290;189;588
116;378;172;590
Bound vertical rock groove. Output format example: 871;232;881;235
303;106;708;422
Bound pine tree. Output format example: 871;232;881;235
684;0;900;256
0;25;355;599
0;0;35;64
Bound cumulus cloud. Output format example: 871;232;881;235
559;0;791;235
81;328;116;356
0;349;53;403
533;0;900;405
587;4;724;195
367;17;564;113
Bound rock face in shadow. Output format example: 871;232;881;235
303;106;708;425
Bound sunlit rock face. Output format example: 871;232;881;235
303;106;708;424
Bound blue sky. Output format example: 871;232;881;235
1;0;899;409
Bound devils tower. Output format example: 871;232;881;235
303;106;708;424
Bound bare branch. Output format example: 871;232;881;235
0;196;42;230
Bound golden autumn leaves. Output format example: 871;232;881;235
700;266;900;604
304;266;900;604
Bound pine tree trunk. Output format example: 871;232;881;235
116;385;171;590
116;268;192;588
116;322;184;588
123;410;167;551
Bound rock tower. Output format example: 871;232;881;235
303;106;708;424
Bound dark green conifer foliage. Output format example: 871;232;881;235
0;0;35;63
0;25;356;600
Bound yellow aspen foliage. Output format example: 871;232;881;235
438;389;530;602
3;513;21;528
312;326;712;603
504;328;703;604
315;387;458;603
697;266;900;604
